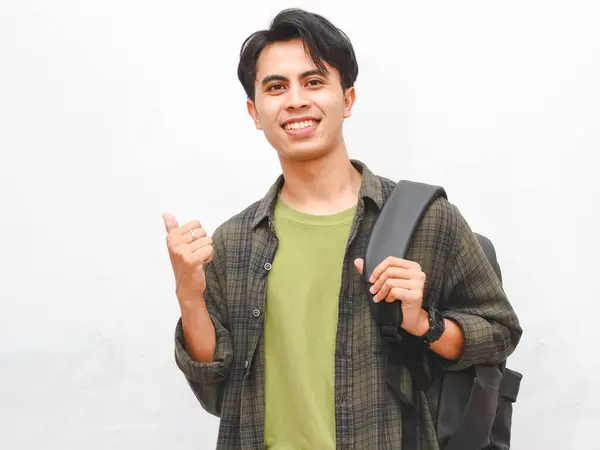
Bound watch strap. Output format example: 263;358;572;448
421;306;445;346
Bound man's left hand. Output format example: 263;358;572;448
354;257;430;336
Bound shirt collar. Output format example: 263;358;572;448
251;159;384;229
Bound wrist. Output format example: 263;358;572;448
409;309;431;337
419;307;446;347
177;290;207;312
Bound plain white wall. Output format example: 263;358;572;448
1;1;599;448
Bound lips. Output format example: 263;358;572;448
281;118;320;138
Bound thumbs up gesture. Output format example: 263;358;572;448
162;213;214;307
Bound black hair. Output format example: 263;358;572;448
237;8;359;101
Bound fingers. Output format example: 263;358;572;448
368;258;426;303
189;236;212;253
163;214;211;255
368;256;420;283
180;220;202;233
162;213;179;233
183;242;214;266
354;258;364;276
165;217;206;246
373;283;422;303
384;287;421;303
192;243;214;264
372;278;413;303
174;235;213;267
162;213;201;237
182;226;207;244
370;266;423;292
176;221;203;243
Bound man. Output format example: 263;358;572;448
162;8;522;450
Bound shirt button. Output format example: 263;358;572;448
252;308;261;317
264;262;272;271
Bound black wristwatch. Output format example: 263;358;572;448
420;306;445;347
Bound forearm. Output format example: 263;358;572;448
179;296;217;364
429;318;464;360
412;309;464;360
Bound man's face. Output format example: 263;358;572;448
247;39;355;162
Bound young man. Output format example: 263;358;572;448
163;8;522;450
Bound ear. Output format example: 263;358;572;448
247;99;262;130
343;87;356;119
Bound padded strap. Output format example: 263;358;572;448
364;180;446;407
364;180;446;299
365;180;446;331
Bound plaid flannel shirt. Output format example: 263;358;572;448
174;159;522;450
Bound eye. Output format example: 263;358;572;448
307;79;323;87
267;83;285;92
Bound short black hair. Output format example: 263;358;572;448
237;8;359;101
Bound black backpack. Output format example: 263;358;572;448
363;180;522;450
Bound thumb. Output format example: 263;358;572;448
354;258;364;276
162;212;179;233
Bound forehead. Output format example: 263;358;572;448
255;39;331;80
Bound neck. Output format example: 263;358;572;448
277;146;362;215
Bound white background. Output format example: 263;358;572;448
1;1;599;449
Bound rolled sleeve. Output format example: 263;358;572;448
440;206;523;371
439;311;506;371
174;315;233;384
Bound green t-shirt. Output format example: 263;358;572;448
264;195;357;449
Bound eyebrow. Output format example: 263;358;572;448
260;69;328;87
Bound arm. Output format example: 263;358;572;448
437;206;523;371
173;225;233;416
178;299;216;364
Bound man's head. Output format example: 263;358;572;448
238;9;359;162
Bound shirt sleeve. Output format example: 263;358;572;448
173;225;233;416
439;205;523;371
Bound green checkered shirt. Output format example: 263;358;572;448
174;159;522;450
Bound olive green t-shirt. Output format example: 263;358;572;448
264;195;357;449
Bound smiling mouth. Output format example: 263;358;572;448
282;119;320;130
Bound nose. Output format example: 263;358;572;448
284;84;310;110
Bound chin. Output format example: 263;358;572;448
278;143;332;163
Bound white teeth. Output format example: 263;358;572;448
284;120;317;130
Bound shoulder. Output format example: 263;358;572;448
211;200;262;248
406;194;465;260
204;200;262;282
376;175;466;234
423;194;465;234
381;178;468;258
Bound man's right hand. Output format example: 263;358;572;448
162;213;214;307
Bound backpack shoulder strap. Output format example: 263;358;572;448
363;180;447;404
364;180;447;334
